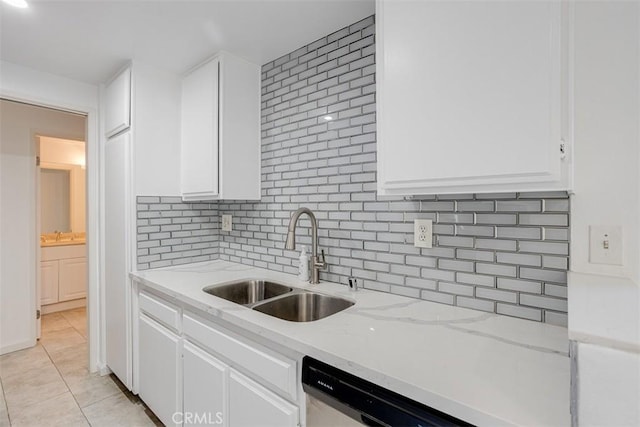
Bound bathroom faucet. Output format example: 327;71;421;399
285;207;327;284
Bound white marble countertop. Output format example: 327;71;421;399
568;271;640;352
131;260;570;427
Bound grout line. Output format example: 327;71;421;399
44;308;160;426
0;376;10;426
39;325;91;426
1;352;71;424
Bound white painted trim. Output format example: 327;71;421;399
0;339;37;355
98;84;108;378
131;279;140;394
0;75;102;374
35;136;42;339
86;108;101;375
98;364;112;377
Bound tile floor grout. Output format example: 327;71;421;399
0;307;160;427
38;335;92;427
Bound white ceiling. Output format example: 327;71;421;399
0;0;374;85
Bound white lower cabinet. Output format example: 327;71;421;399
228;369;298;427
182;341;298;427
134;287;301;427
40;260;59;305
58;257;87;301
40;244;87;305
138;314;182;427
183;340;227;427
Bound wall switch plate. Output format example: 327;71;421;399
589;225;622;265
414;219;433;248
221;214;232;232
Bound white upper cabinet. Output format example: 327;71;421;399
376;1;572;195
104;66;131;138
181;52;261;201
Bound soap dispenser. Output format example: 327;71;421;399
298;246;309;281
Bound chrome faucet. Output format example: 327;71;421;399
285;207;327;284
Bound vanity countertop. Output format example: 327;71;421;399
131;260;570;427
40;232;86;247
40;239;86;248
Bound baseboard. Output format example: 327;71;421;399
42;298;86;314
98;364;113;376
0;338;36;355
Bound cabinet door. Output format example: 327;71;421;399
58;257;86;301
138;314;181;427
228;369;298;427
183;341;227;427
217;53;261;200
105;66;131;138
181;58;219;200
105;131;132;388
40;260;59;305
377;1;570;195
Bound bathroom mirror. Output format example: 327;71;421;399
39;161;85;234
41;168;71;233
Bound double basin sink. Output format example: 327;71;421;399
203;279;354;322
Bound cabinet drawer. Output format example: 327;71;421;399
183;313;296;400
139;292;180;331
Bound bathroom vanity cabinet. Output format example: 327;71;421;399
40;244;87;306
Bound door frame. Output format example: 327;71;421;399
1;89;102;373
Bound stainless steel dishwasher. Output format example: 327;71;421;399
302;356;474;427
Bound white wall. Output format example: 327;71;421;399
40;136;86;166
569;2;640;425
0;100;86;354
0;61;97;113
571;3;640;283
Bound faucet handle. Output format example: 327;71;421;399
316;249;327;269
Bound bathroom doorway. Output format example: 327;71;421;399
37;136;87;338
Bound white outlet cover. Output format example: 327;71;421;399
414;219;433;248
222;214;232;232
589;225;622;265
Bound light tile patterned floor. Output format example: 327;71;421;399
0;308;160;427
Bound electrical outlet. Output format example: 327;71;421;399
221;214;232;232
414;219;433;248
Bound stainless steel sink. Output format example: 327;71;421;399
203;279;293;305
252;292;354;322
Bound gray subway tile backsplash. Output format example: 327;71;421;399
136;199;219;270
135;16;569;327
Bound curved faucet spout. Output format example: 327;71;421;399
285;207;326;284
285;208;316;252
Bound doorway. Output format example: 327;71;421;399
0;99;89;359
38;136;88;335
